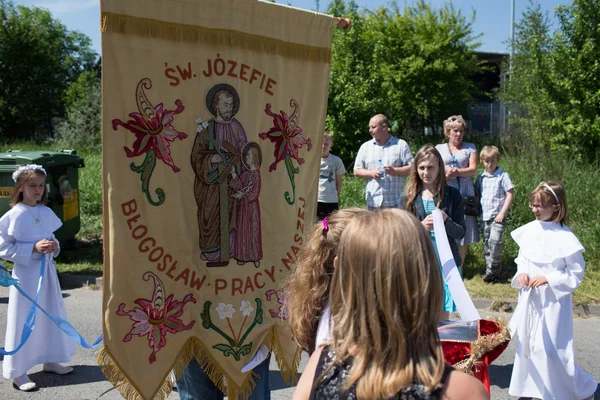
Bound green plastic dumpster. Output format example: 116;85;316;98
0;150;85;243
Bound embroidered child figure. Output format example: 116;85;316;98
0;165;75;391
230;142;263;267
508;181;597;400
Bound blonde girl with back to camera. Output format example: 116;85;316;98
0;165;75;392
286;208;366;354
508;181;597;400
293;209;487;400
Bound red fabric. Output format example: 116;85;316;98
478;319;510;364
472;354;490;394
441;319;509;390
441;341;471;366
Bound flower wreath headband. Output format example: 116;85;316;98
12;164;47;182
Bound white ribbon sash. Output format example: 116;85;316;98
432;209;480;321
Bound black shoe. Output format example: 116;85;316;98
482;273;497;283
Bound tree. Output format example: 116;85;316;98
553;0;600;160
0;0;97;140
55;71;101;151
503;0;600;161
325;0;482;166
502;1;559;150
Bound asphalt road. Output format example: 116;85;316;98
0;287;598;399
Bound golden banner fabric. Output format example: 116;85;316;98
99;0;333;398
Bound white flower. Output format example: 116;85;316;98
239;300;254;317
195;117;209;132
12;164;47;182
216;303;235;319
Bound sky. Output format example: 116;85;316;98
14;0;569;57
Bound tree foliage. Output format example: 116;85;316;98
0;0;97;140
326;0;482;165
503;0;600;161
55;71;101;151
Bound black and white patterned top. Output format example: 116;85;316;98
309;347;454;400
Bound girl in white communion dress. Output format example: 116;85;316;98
508;181;597;400
0;165;74;391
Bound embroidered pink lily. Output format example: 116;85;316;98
117;272;196;363
112;78;187;206
259;100;312;172
259;99;312;205
112;78;187;172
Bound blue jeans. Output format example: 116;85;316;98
176;355;271;400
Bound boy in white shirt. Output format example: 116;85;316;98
317;132;345;220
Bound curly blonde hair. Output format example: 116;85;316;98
286;208;366;353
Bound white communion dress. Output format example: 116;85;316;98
0;204;75;379
508;220;597;400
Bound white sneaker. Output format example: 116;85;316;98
42;363;73;375
13;374;36;391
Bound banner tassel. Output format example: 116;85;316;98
98;328;303;399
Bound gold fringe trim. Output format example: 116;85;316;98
266;326;303;384
170;337;258;400
453;317;511;374
97;347;175;400
97;328;302;400
101;12;332;63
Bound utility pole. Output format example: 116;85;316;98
510;0;515;73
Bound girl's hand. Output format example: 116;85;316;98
516;273;530;287
422;215;434;231
34;239;55;254
439;209;448;222
528;275;548;288
46;240;58;253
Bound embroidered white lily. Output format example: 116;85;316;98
195;117;209;132
240;300;254;316
216;303;235;319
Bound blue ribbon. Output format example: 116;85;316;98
0;258;102;355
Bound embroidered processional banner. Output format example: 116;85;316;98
99;0;333;398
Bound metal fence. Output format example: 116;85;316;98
467;101;507;137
